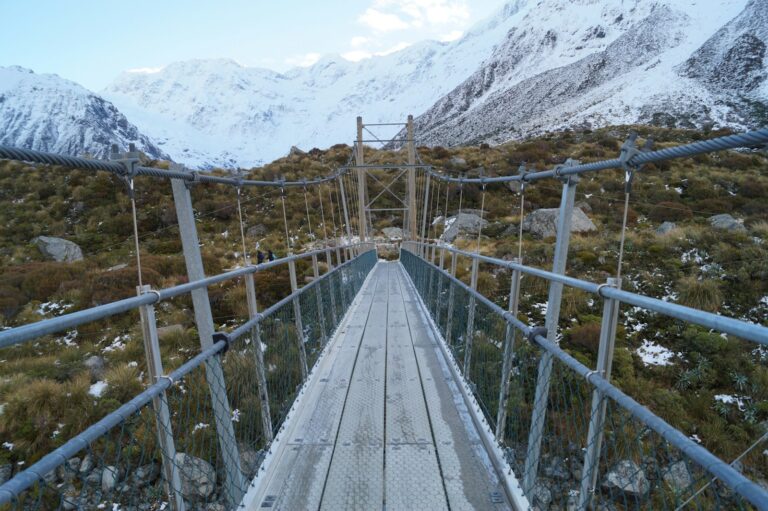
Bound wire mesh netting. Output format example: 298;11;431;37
401;247;764;511
0;249;377;510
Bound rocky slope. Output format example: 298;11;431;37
409;0;766;146
0;66;167;160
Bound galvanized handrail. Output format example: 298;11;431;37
0;248;377;505
399;247;768;510
0;243;374;349
408;241;768;346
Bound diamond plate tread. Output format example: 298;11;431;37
385;443;448;511
254;267;385;510
320;444;384;510
394;265;513;511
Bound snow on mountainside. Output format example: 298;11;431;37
101;2;527;168
0;66;167;160
410;0;767;147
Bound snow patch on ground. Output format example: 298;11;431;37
88;381;108;398
714;394;747;411
636;340;677;366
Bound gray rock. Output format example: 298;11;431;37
663;460;693;493
56;457;81;482
602;459;650;498
544;457;570;481
289;146;305;157
32;236;83;262
532;481;552;508
575;200;592;213
709;213;746;232
106;263;128;272
61;484;80;511
566;490;579;511
450;156;467;167
240;448;263;479
175;452;216;501
84;356;106;380
246;224;268;237
43;469;58;485
382;227;404;241
522;208;597;239
0;464;11;484
205;503;227;511
101;465;121;492
84;468;102;486
132;463;160;487
656;221;677;234
157;324;185;340
79;453;95;475
441;213;489;243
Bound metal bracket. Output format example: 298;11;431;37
184;171;201;190
527;326;547;343
553;159;581;183
517;164;529;193
110;143;141;197
619;132;654;194
213;332;233;355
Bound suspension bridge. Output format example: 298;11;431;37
0;119;767;510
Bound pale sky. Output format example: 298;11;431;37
0;0;505;91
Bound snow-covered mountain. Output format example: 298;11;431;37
0;66;167;160
409;0;767;146
101;2;526;168
2;0;765;168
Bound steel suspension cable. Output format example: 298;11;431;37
476;183;487;254
235;186;249;262
328;182;339;241
317;185;329;246
303;186;314;242
279;185;291;254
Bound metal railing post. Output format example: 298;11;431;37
578;277;621;510
137;285;186;511
243;263;274;444
463;257;480;376
326;248;338;324
288;258;309;380
420;173;431;255
445;252;459;346
522;171;579;496
170;173;245;505
495;259;522;442
312;253;328;345
435;246;447;326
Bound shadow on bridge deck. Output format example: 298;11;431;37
241;262;517;510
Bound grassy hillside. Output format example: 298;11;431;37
0;126;766;483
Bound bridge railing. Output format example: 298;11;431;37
400;243;768;511
0;245;377;510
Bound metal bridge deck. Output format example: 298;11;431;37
242;262;513;510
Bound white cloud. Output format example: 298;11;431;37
371;0;469;27
377;42;412;56
285;52;322;68
359;8;410;32
126;67;162;74
350;36;370;48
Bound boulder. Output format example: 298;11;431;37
0;464;11;484
246;224;268;237
663;461;693;493
175;452;216;501
289;146;306;157
56;457;81;482
656;221;677;235
84;468;102;486
132;463;160;487
32;236;83;262
522;208;596;239
449;156;467;167
441;213;489;243
531;481;552;508
382;227;404;241
79;453;95;475
101;465;121;492
602;459;650;498
575;200;592;213
543;457;570;481
84;356;106;381
709;214;746;232
157;324;185;340
239;447;263;479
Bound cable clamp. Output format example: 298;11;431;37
142;289;162;303
517;164;529;193
527;326;548;343
213;332;233;355
157;374;175;386
184;170;200;190
584;369;602;383
619;132;654;194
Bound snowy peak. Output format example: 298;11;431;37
0;66;166;160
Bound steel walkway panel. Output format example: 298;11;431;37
241;262;515;510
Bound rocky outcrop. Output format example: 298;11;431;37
32;236;83;262
440;213;489;243
84;356;106;380
522;208;596;238
656;221;677;234
382;227;404;241
709;213;747;232
602;459;650;498
663;460;694;493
